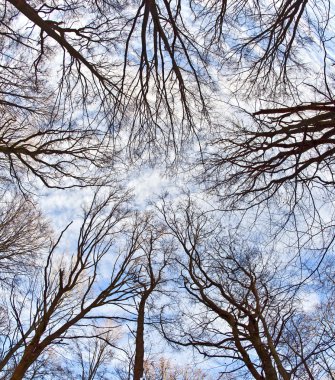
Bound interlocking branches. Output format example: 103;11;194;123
0;116;113;190
0;188;146;380
159;198;335;379
0;190;49;284
4;0;329;158
204;101;335;208
3;0;214;158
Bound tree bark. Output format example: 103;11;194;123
133;295;147;380
9;344;43;380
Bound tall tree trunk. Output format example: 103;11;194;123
248;319;279;380
133;295;147;380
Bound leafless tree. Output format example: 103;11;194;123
2;0;212;159
56;325;120;380
196;0;335;214
1;1;335;379
203;100;335;209
11;325;120;380
159;197;335;380
74;328;117;380
143;356;211;380
132;214;172;380
0;9;115;191
4;0;331;160
0;110;114;190
0;188;49;284
0;187;150;380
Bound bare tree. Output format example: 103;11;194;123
12;325;120;380
4;0;331;159
132;214;172;380
0;188;49;284
159;198;335;380
1;1;335;379
74;331;116;380
143;356;211;380
0;10;114;190
2;0;212;159
0;187;148;380
203;101;335;209
62;325;120;380
0;112;113;190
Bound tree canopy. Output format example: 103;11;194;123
0;0;335;379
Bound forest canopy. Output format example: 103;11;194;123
0;0;335;379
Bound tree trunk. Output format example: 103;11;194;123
133;295;147;380
10;344;43;380
248;319;278;380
